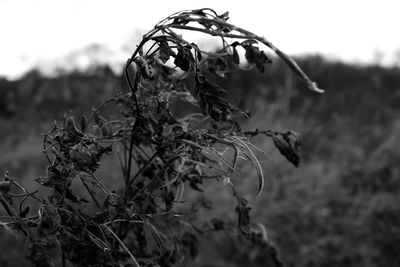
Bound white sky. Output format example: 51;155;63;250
1;0;399;78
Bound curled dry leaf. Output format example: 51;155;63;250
272;131;301;167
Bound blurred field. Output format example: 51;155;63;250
1;56;399;266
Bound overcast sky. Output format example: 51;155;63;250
1;0;399;78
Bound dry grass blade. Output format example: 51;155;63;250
160;156;186;188
87;230;111;252
174;180;185;202
0;221;13;232
229;136;265;198
141;216;165;250
103;224;141;267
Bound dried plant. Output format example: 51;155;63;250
0;9;321;267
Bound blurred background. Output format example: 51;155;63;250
1;1;400;266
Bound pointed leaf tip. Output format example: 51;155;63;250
309;81;324;93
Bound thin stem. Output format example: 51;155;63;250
145;41;159;57
86;99;115;125
242;129;275;137
76;171;111;196
127;151;159;188
165;20;323;93
8;190;38;198
0;194;28;236
0;196;13;217
126;124;137;188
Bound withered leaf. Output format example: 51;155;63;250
158;39;174;63
232;46;240;65
272;131;301;167
19;206;30;218
174;45;194;71
218;11;229;21
194;73;238;121
37;205;61;237
244;44;271;73
136;56;154;80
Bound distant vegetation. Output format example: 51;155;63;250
1;46;400;266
